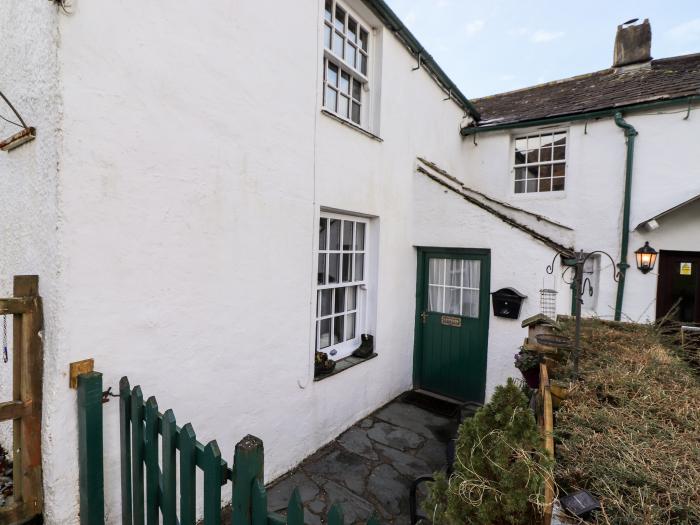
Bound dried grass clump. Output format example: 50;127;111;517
554;320;700;524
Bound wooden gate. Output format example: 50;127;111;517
77;372;381;525
0;276;44;524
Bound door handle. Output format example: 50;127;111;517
420;311;428;324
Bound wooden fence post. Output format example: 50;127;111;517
77;371;105;525
232;435;264;525
0;275;44;523
15;275;43;519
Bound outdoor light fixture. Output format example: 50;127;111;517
635;241;658;274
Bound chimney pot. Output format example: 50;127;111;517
613;18;652;67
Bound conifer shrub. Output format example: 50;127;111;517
425;379;552;525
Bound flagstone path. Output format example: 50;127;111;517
262;399;459;524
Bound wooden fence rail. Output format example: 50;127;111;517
0;276;43;525
77;373;380;525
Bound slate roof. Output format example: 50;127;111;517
471;53;700;127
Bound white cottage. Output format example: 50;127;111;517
0;0;698;521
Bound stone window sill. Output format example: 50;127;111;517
320;110;383;142
314;353;378;382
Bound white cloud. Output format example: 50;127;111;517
530;30;565;43
465;19;485;36
668;18;700;42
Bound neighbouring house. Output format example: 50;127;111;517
0;1;698;522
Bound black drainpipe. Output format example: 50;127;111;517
613;112;638;321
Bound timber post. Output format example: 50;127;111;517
0;275;44;525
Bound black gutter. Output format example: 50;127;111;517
460;95;700;135
362;0;481;120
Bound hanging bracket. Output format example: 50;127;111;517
412;53;422;71
0;89;36;152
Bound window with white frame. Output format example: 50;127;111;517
322;0;370;126
513;131;567;194
316;213;367;359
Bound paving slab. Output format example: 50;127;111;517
264;396;463;524
267;470;320;512
367;421;425;452
374;402;452;440
338;426;380;461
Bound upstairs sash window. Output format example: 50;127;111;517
513;131;567;193
322;0;370;126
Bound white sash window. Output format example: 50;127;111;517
316;213;368;359
322;0;370;127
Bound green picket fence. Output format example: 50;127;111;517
76;372;380;525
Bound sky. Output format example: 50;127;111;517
384;0;700;98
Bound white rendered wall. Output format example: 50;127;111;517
5;1;698;523
459;106;700;321
411;172;569;400
625;199;700;323
46;0;488;523
0;0;63;511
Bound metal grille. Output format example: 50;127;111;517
540;288;557;319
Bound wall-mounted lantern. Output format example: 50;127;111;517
635;241;658;274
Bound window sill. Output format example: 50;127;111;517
321;109;383;142
314;353;378;382
512;190;568;201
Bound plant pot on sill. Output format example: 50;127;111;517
314;351;336;377
352;334;374;359
521;366;540;389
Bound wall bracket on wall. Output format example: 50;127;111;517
49;0;73;15
0;89;36;152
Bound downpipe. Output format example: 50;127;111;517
613;112;638;321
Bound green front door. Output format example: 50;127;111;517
414;248;490;403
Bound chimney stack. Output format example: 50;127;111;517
613;19;652;67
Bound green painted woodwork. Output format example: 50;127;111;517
203;441;222;525
119;377;133;525
84;375;383;525
251;479;268;525
77;372;105;525
286;489;304;525
179;423;197;525
161;410;177;525
130;386;145;525
414;248;491;403
233;435;265;525
328;504;344;525
144;397;159;525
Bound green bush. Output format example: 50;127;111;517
425;379;552;525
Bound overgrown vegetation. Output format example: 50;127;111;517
555;320;700;524
425;379;552;525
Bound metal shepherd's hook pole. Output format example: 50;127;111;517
572;253;584;378
546;249;621;380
